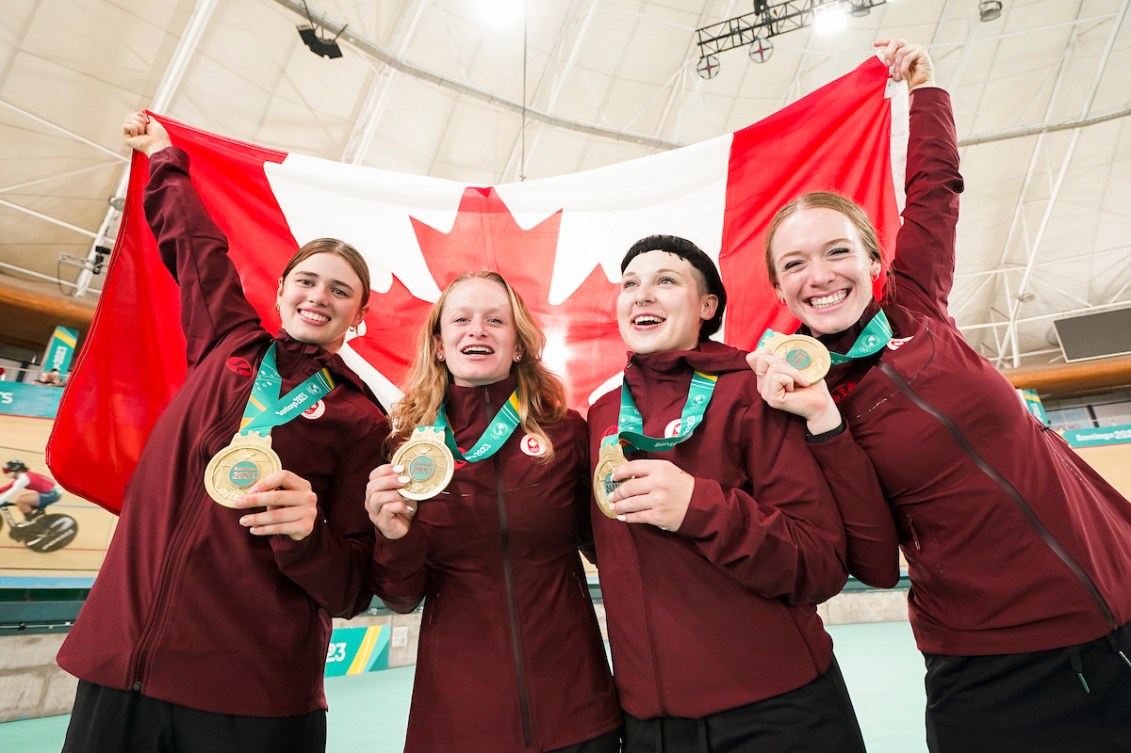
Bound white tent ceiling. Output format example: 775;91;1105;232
3;0;1130;370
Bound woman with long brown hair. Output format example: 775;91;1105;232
366;271;621;753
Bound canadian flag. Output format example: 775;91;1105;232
50;56;903;514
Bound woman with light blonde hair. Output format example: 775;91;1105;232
366;270;621;753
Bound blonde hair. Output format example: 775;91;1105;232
390;271;567;461
764;192;886;287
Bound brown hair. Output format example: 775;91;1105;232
281;238;371;307
390;271;567;461
764;192;885;287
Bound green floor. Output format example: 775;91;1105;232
0;621;926;753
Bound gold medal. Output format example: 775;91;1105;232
592;441;629;519
764;333;831;383
391;427;455;501
203;431;283;508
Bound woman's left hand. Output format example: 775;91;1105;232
235;470;318;541
609;459;695;532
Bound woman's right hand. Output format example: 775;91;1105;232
364;464;416;540
122;111;172;157
747;349;843;434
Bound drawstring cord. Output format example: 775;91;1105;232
1068;645;1090;694
1105;632;1131;671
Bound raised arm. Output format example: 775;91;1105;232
125;112;261;365
873;43;964;319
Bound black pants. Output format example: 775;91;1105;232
623;657;866;753
924;622;1131;753
60;680;327;753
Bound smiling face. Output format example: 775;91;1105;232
617;251;718;355
769;206;880;337
436;277;520;387
276;252;367;352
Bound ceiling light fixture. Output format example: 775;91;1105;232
813;2;849;33
979;1;1003;22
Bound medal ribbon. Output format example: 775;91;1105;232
239;344;338;435
434;390;522;463
601;370;718;453
758;310;893;365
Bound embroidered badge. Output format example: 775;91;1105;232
299;400;326;420
226;356;253;377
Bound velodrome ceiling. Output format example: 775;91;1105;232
2;0;1130;369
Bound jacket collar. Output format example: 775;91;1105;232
271;330;371;397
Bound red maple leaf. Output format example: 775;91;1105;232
349;186;623;412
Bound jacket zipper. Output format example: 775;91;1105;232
125;466;213;691
127;375;255;692
634;527;668;715
488;391;534;749
877;361;1119;629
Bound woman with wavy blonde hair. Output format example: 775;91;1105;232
366;270;621;753
389;271;566;459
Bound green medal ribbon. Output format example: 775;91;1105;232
433;390;523;463
239;344;338;435
757;310;893;365
601;370;718;453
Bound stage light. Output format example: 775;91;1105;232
696;1;891;71
697;55;720;80
297;24;343;59
749;37;773;63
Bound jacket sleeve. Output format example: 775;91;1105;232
370;522;429;614
142;147;261;366
271;418;386;618
888;87;964;320
678;403;848;604
807;423;900;588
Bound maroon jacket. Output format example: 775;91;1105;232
372;376;621;753
810;87;1131;655
588;342;859;720
56;148;386;716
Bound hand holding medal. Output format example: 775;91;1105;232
232;469;319;541
365;464;418;539
599;457;695;532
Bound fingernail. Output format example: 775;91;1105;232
398;476;411;484
616;515;627;522
406;507;415;513
239;516;251;526
393;465;404;472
